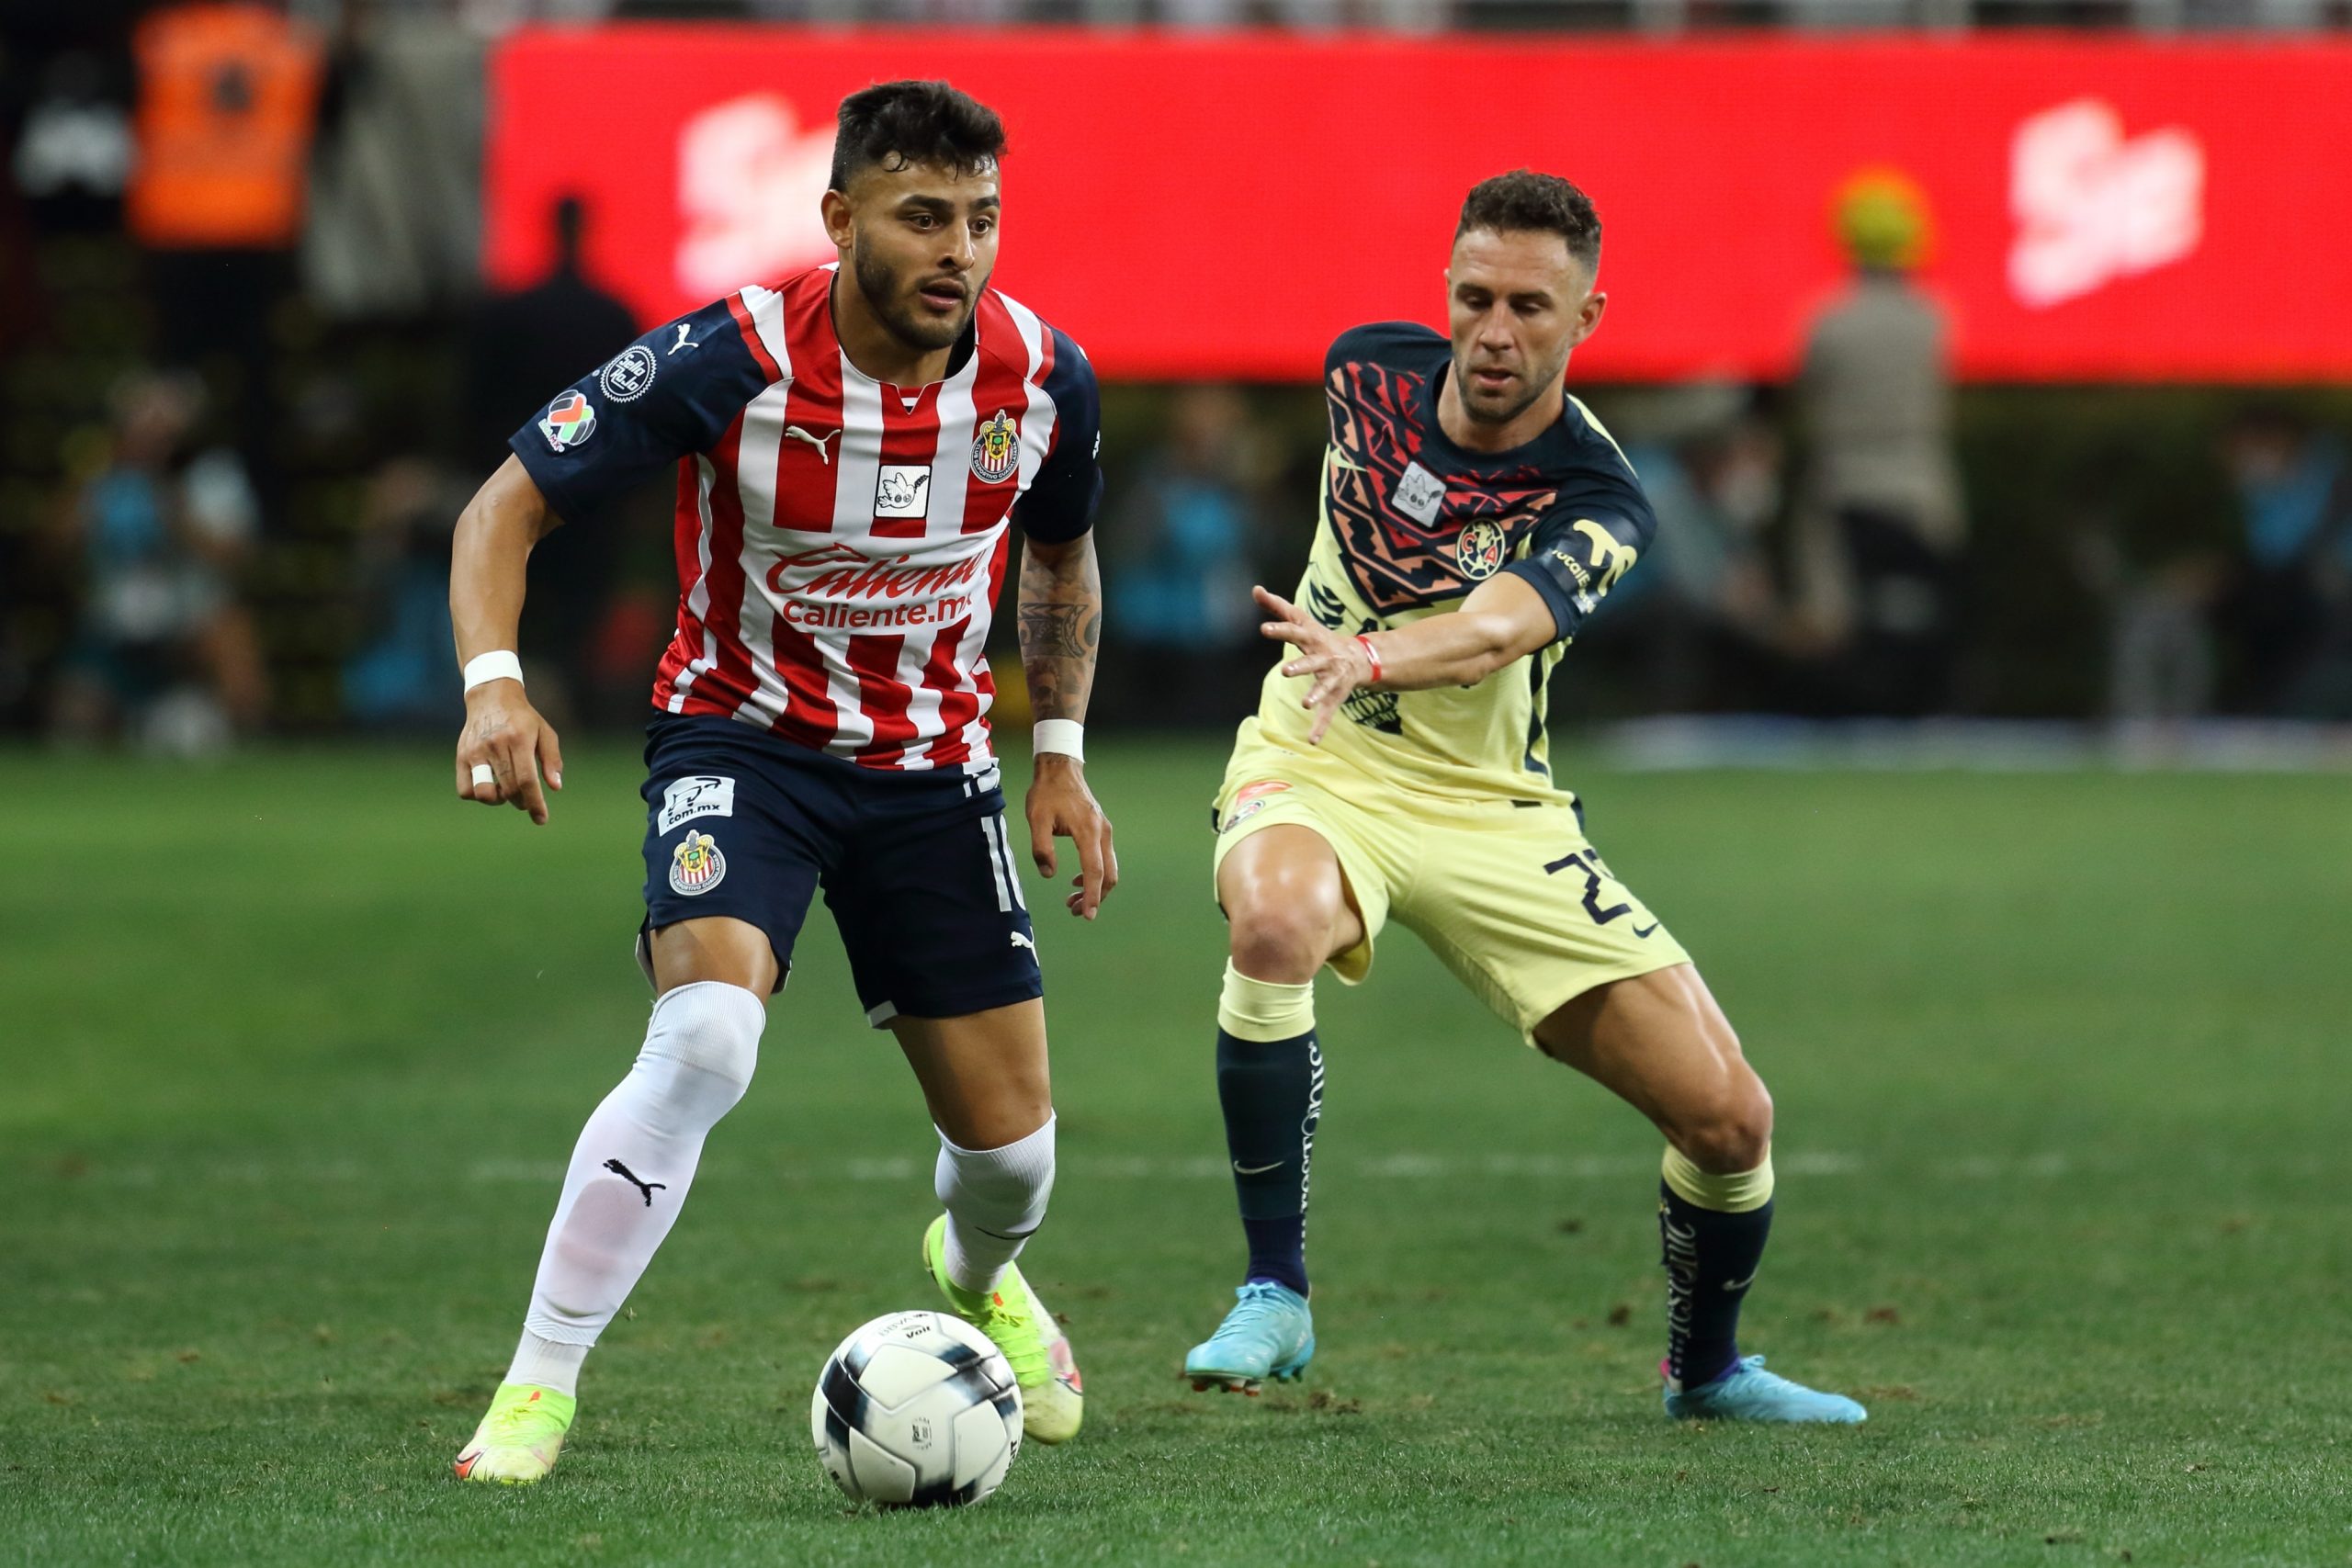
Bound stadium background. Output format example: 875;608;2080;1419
3;3;2347;1564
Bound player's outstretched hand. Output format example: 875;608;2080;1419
454;682;565;826
1025;755;1117;920
1255;584;1372;747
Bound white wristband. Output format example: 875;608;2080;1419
1032;719;1085;761
462;650;525;694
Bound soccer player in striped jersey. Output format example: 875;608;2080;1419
447;82;1110;1483
1182;172;1864;1425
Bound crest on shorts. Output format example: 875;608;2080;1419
971;410;1020;484
538;391;597;452
668;831;727;897
1220;779;1291;834
1455;519;1507;581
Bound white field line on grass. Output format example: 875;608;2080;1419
57;1146;2086;1190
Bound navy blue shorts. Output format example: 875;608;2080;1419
635;716;1040;1025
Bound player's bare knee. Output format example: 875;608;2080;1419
1228;910;1332;986
942;1091;1053;1154
1676;1080;1774;1174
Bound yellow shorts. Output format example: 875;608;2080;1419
1211;732;1691;1043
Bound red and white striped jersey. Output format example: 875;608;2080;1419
512;264;1102;773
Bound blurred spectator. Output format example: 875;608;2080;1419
1791;168;1966;716
11;50;135;235
460;195;638;467
462;194;639;719
1630;385;1802;710
2072;513;2222;726
1102;385;1270;726
130;0;323;466
343;456;461;730
52;370;269;752
2216;403;2352;716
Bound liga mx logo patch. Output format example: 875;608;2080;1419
669;831;727;897
1455;520;1507;581
970;410;1020;484
539;391;597;452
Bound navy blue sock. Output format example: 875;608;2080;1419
1215;1027;1321;1298
1658;1183;1773;1389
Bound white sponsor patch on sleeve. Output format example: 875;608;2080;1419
659;774;737;833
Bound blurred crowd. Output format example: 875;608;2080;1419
5;0;2352;755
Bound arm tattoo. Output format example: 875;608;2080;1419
1017;536;1102;724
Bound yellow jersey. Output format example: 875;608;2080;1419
1242;321;1657;807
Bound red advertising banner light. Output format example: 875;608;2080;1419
487;28;2352;383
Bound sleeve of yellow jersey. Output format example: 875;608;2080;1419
1501;489;1657;646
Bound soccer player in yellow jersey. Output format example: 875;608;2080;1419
1182;172;1864;1423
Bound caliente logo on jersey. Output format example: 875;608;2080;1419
669;831;727;896
970;410;1020;484
539;391;597;452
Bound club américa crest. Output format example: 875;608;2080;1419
1455;520;1508;581
668;831;727;897
971;410;1020;484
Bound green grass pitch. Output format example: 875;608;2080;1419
2;740;2346;1566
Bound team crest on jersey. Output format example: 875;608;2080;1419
538;392;597;452
668;831;727;897
599;345;657;402
1455;520;1508;581
970;410;1020;484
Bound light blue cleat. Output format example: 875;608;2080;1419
1185;1281;1315;1395
1662;1355;1867;1424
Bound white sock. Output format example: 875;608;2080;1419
509;981;764;1392
505;1331;588;1397
933;1116;1057;1296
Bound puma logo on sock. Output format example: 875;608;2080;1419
604;1158;667;1206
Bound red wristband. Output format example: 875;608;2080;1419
1353;634;1384;685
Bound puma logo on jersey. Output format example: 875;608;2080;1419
784;425;839;465
670;321;702;354
1010;931;1035;952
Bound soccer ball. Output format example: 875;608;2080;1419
809;1310;1023;1507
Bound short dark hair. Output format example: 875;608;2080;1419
830;80;1007;192
1456;170;1602;275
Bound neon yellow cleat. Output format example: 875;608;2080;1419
922;1214;1084;1444
452;1382;576;1484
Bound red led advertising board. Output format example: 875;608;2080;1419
488;28;2352;383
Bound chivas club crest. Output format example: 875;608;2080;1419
970;410;1020;484
668;831;727;897
1455;519;1508;581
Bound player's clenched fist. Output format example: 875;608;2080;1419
455;682;565;826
